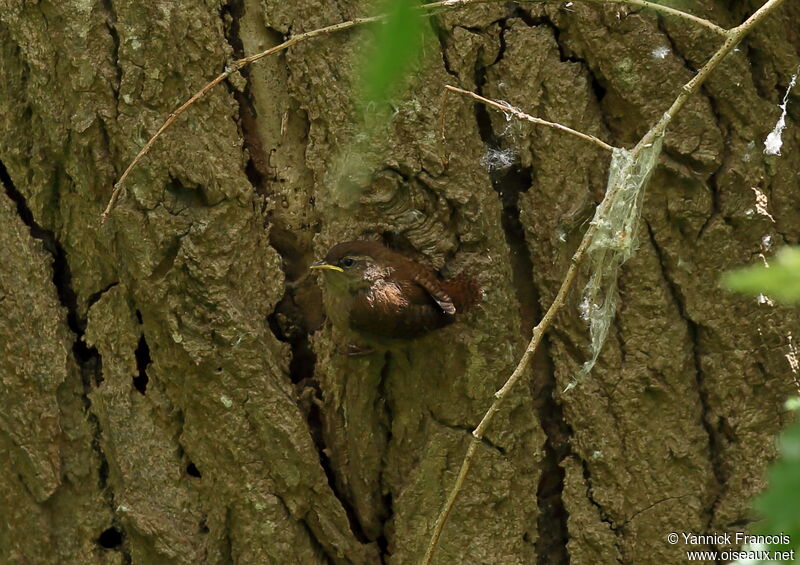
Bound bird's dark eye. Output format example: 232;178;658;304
340;257;355;268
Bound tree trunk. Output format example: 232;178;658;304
1;1;798;563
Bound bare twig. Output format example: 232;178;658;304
421;0;788;562
445;85;616;152
101;65;239;223
419;154;608;565
100;16;381;224
587;0;727;36
103;0;726;223
428;0;727;36
631;0;788;156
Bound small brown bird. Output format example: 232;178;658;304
310;241;480;347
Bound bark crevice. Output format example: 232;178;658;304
133;332;150;395
0;159;128;559
431;19;459;79
428;411;507;456
376;352;393;563
472;25;572;564
99;0;122;100
222;0;272;196
645;220;726;532
221;2;374;556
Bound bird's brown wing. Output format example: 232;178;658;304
349;279;453;339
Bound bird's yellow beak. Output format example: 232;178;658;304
310;262;344;273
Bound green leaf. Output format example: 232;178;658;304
331;0;428;205
722;247;800;304
754;420;800;553
358;0;426;111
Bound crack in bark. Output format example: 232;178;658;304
427;410;507;455
235;399;354;563
221;0;272;197
96;117;119;179
513;5;616;147
292;510;337;565
470;22;571;564
577;456;624;563
513;6;576;64
655;13;732;244
529;339;576;565
99;0;122;102
220;3;378;559
87;282;120;310
621;493;693;527
644;219;726;537
311;388;375;547
376;352;393;564
695;82;730;238
133;332;151;395
0;160;129;559
697;161;723;240
220;0;315;385
431;17;459;79
581;441;626;559
654;16;698;76
221;506;233;563
741;41;777;103
479;16;620;552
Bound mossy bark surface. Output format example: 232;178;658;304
0;1;798;563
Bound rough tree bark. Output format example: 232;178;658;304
0;1;798;564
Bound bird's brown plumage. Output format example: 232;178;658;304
315;241;481;341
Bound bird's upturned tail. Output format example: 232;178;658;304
442;273;482;314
